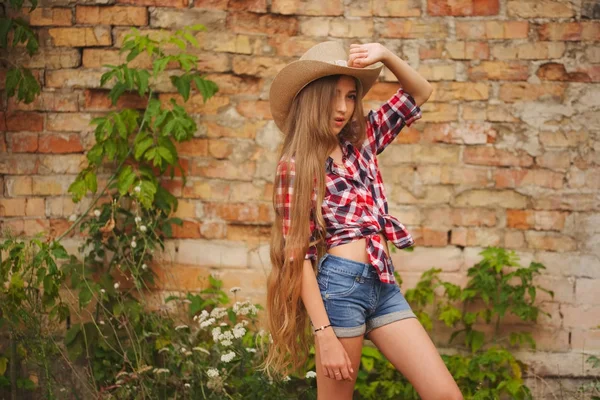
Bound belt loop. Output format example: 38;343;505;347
317;253;328;272
360;262;370;282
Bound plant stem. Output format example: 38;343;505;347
56;88;154;244
10;331;17;400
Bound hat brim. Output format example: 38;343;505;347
269;59;384;133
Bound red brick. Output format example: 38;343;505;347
506;209;567;231
8;132;38;152
174;138;208;157
494;169;564;189
450;227;501;247
117;0;187;7
29;7;73;26
8;91;79;113
227;0;267;13
83;89;148;111
537;22;600;41
38;134;83;153
499;82;566;103
204;202;272;224
381;20;448;39
191;160;256;181
76;6;148;26
412;227;448;247
463;146;533;167
0;112;44;132
226;11;298;35
226;224;270;243
428;0;499;16
536;62;598;83
194;0;228;9
468;61;529;81
171;220;202;238
456;21;528;39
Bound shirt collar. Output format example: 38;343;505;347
325;136;352;171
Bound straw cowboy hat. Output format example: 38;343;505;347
269;41;384;133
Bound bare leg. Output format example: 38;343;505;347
367;318;463;400
315;335;364;400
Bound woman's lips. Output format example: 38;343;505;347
334;119;344;126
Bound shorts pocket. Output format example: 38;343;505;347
321;269;360;298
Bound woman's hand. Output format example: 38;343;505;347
315;328;354;381
348;43;390;68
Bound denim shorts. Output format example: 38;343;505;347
316;253;416;338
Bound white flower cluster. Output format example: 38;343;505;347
174;324;188;331
232;301;258;316
206;368;219;378
305;371;317;379
211;327;235;347
220;351;236;363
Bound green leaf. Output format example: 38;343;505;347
134;137;154;161
117;165;136;195
79;286;93;308
470;330;485;353
183;31;199;47
87;143;104;165
157;146;175;164
65;324;81;345
84;170;98;194
361;357;374;372
68;178;87;203
171;74;191;101
50;242;69;260
114;112;128;139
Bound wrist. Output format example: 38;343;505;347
380;45;393;64
314;326;336;340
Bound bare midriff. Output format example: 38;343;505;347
327;231;390;264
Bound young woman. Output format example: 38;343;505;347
263;41;463;400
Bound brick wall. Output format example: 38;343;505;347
1;0;599;386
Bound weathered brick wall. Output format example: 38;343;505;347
1;0;599;389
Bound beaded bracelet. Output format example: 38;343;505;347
313;324;331;333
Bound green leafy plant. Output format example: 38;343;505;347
354;247;553;399
0;0;41;104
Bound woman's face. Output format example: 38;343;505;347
331;75;357;135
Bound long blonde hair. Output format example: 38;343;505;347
260;74;367;378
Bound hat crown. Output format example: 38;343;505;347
299;41;348;64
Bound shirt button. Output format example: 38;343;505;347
325;294;330;299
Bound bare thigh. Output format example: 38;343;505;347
367;318;463;400
315;335;364;400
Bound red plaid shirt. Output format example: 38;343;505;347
275;88;422;284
